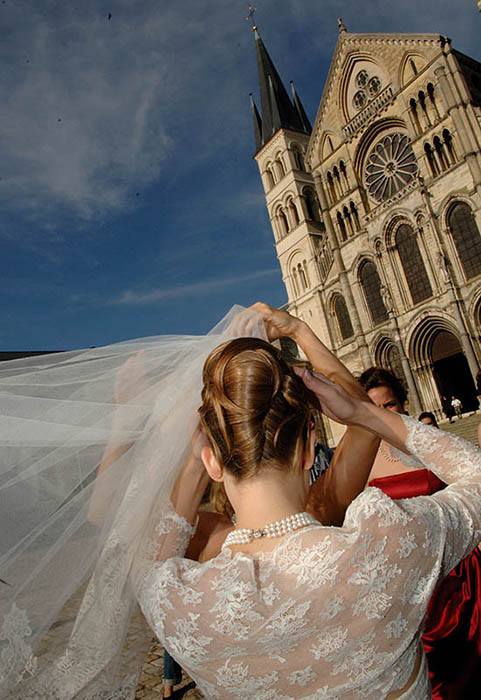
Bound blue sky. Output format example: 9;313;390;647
1;0;480;350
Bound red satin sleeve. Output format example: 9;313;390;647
369;468;445;498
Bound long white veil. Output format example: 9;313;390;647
0;306;267;699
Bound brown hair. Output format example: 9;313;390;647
199;337;318;480
359;366;408;406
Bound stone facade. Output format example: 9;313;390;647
252;27;481;442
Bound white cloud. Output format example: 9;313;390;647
106;268;280;306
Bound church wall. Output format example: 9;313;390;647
253;28;481;442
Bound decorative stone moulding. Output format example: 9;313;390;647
364;179;420;223
343;85;395;139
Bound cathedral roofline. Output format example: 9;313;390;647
306;30;451;164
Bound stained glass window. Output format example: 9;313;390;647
448;202;481;279
334;295;354;341
395;224;432;304
360;260;388;325
365;133;418;202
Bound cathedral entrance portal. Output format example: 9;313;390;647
410;319;478;416
431;331;478;413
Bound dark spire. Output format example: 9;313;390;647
290;80;312;133
251;25;311;149
250;93;263;151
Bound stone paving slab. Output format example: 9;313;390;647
136;639;204;699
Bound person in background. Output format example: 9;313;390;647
360;367;481;699
418;411;438;428
441;395;455;423
451;395;463;419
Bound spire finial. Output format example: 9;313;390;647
337;17;347;33
246;3;257;30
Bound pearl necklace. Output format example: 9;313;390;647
223;511;316;546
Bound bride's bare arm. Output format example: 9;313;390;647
250;303;379;525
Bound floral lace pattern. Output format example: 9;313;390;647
133;417;481;699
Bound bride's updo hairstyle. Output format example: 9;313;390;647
199;337;318;480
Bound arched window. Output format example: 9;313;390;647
426;82;440;120
333;166;342;198
360;260;388;325
350;201;360;231
292;147;305;171
395;224;433;304
328;136;334;152
291;267;299;295
278;208;289;238
410;58;418;76
424;142;439;177
288;199;299;227
334;294;354;341
410;98;422;136
448;202;481;279
327;171;336;204
443;129;456;165
386;344;406;386
339;160;349;190
265;164;275;189
337;211;347;242
303;187;320;222
418;90;431;127
343;205;354;236
433;135;448;171
298;263;308;290
275;157;285;179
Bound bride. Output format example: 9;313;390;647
1;303;481;698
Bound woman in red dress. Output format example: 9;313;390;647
360;367;481;699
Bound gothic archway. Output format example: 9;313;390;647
409;317;478;413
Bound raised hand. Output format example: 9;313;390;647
114;351;152;404
248;302;302;342
294;367;361;426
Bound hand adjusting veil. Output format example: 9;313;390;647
0;306;267;699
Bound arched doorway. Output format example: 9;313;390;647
431;331;477;412
410;318;478;414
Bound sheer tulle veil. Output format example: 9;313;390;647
0;306;267;699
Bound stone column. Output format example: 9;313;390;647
390;314;423;414
313;174;371;367
434;64;481;194
418;179;480;379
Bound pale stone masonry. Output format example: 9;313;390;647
250;21;481;442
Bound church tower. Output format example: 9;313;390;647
250;25;339;353
251;19;481;429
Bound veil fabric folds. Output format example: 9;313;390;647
0;306;267;699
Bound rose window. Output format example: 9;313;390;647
365;133;418;202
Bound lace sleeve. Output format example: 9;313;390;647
130;500;196;598
402;415;481;571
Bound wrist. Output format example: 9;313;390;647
290;319;311;346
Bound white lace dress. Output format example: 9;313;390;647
133;417;481;699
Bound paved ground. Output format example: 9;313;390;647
135;412;481;697
135;639;203;699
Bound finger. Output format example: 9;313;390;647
293;366;334;387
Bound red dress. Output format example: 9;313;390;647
370;469;481;699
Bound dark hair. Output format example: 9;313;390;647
358;367;408;406
199;337;318;480
418;411;438;427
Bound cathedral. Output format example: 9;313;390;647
250;18;481;437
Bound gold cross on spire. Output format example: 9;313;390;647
246;3;257;29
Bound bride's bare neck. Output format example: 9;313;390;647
224;466;309;531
